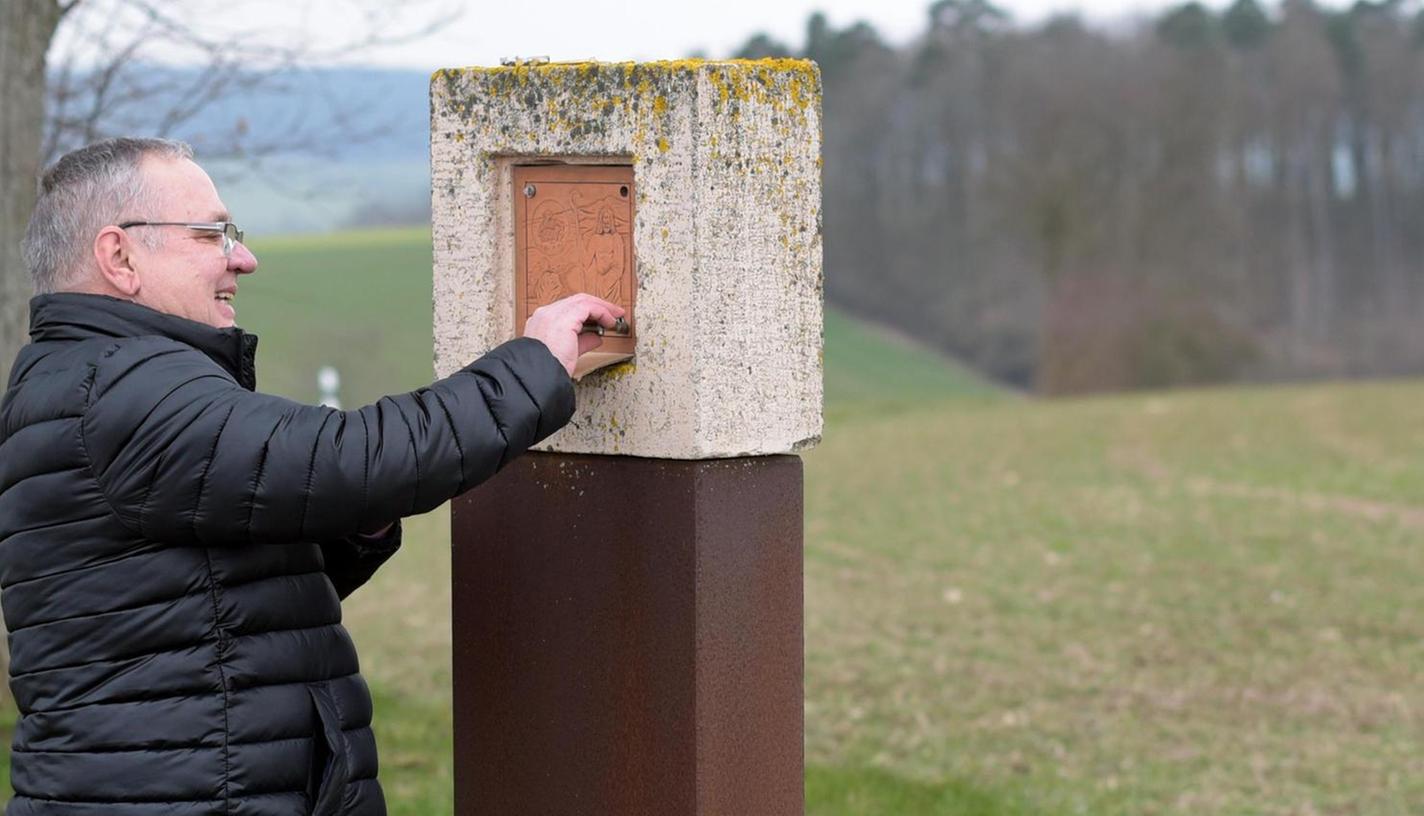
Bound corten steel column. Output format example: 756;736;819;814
431;60;823;816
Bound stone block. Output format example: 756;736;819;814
430;60;822;459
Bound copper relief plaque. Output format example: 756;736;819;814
514;165;636;375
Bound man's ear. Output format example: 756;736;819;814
93;225;140;297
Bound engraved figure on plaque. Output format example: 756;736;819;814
534;266;564;303
577;197;628;302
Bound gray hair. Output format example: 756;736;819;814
23;137;194;294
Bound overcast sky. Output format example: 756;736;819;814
348;0;1176;68
76;0;1182;71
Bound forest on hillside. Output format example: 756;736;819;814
741;0;1424;392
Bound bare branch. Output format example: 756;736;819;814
42;0;457;168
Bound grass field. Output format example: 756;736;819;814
3;226;1422;814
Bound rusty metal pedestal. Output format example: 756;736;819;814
451;452;804;816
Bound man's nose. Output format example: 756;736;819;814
229;241;258;275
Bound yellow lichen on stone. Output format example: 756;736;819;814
710;71;732;108
698;60;818;124
595;361;637;381
435;59;817;129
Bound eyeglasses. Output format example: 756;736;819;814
118;221;245;257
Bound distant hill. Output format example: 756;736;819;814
202;67;432;235
53;65;435;235
823;309;1005;417
57;64;433;161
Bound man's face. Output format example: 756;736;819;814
126;157;258;329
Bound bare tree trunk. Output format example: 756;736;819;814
1286;140;1313;365
0;0;63;705
1370;130;1404;321
0;0;64;386
1304;118;1335;346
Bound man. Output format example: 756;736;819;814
0;137;622;815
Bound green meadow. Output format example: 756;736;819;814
3;226;1422;814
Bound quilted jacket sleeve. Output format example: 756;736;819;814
322;521;403;600
82;337;573;547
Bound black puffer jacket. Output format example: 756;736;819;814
0;293;574;815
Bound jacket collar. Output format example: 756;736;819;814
28;293;258;390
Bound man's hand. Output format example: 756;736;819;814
523;293;626;377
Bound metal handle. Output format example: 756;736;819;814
580;317;630;336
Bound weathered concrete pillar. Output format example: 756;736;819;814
431;59;822;815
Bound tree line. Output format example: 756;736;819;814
741;0;1424;393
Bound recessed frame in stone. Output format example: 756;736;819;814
513;164;636;356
